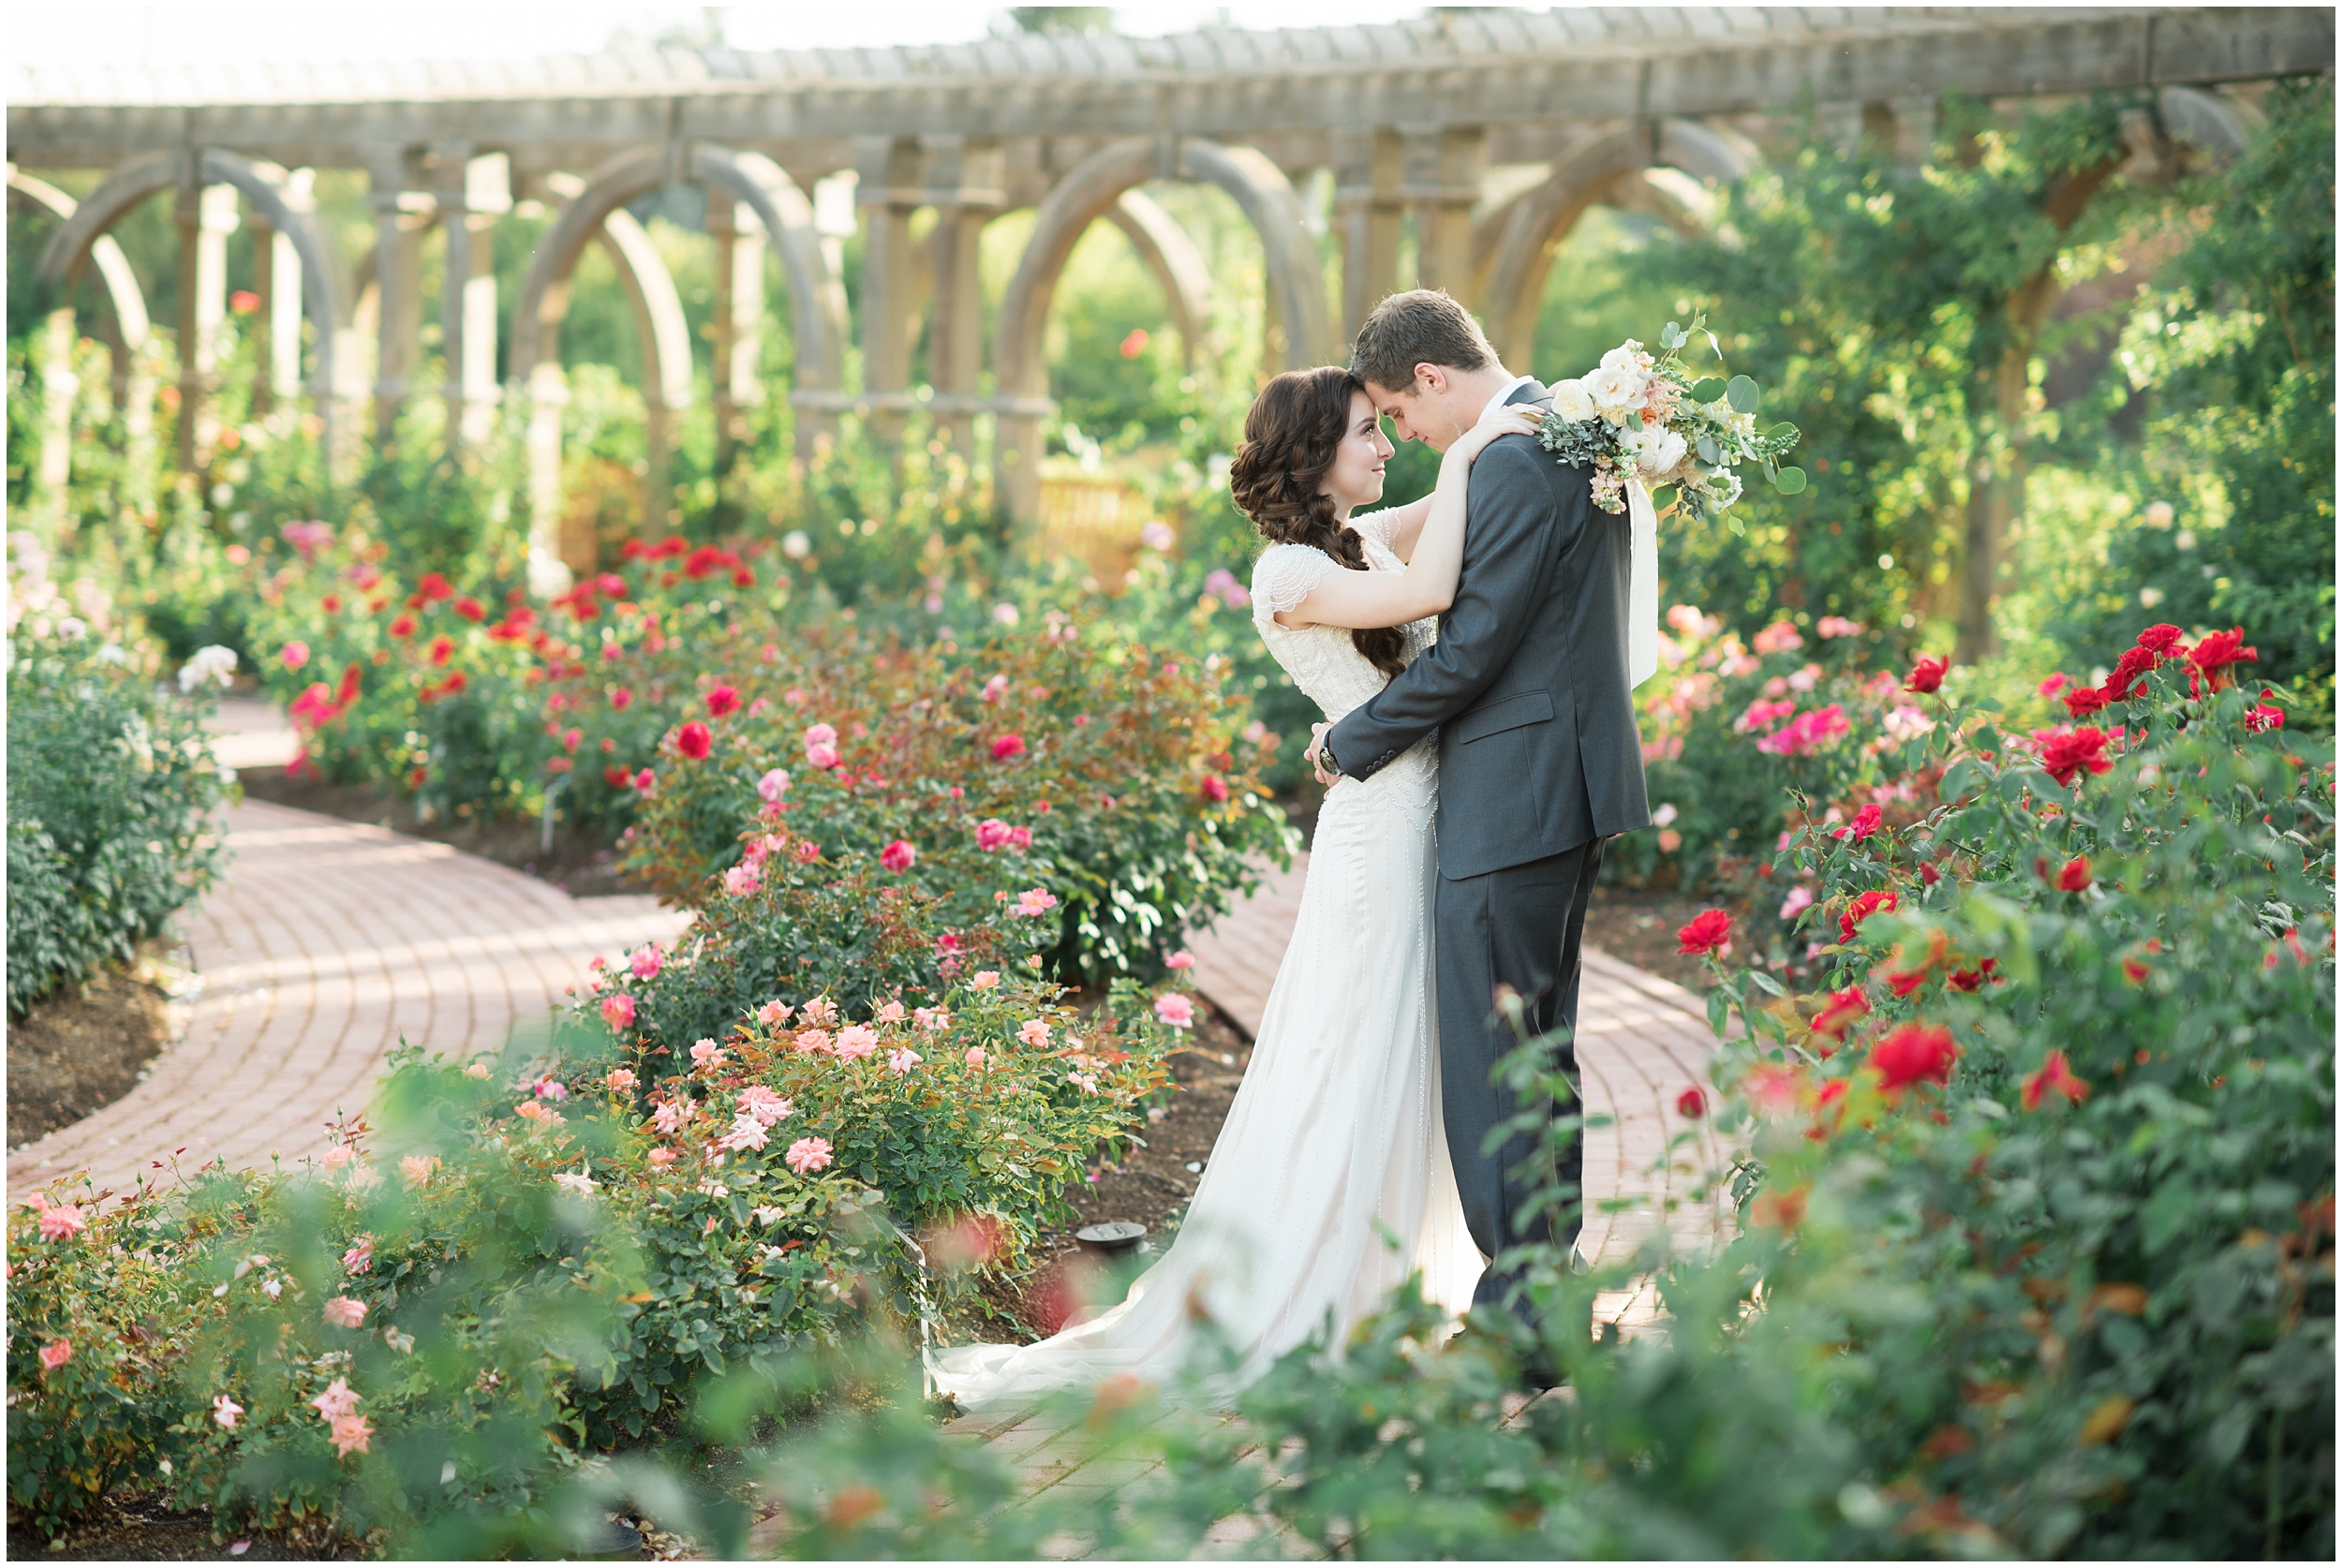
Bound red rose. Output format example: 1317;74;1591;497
1201;776;1230;803
2186;628;2258;691
1832;803;1884;842
991;733;1027;762
418;571;454;602
1905;656;1948;694
677;722;712;761
2064;687;2111;717
732;567;756;589
389;614;416;639
603;764;633;789
2246;702;2285;733
1810;986;1871;1040
1838;888;1898;944
2037;727;2112;788
453;596;486;623
2021;1049;2090;1111
2101;645;2160;702
2054;855;2091;892
2134;623;2187;657
1676;1087;1707;1119
1870;1024;1958;1091
427;635;455;666
1676;908;1732;956
1919;862;1942;886
705;685;741;717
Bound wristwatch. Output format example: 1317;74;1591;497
1317;734;1344;778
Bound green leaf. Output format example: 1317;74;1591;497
1772;466;1807;495
1697;434;1721;466
1766;422;1799;442
1726;375;1760;414
1691;377;1727;404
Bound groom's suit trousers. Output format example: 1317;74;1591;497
1435;833;1604;1326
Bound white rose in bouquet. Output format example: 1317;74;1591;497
1549;377;1598;422
1599;341;1652;374
1583;366;1644;425
1642;428;1689;478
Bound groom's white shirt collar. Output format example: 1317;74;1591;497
1479;373;1537;425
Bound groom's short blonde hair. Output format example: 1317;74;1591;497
1350;289;1495;392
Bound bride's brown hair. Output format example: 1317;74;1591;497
1227;366;1407;679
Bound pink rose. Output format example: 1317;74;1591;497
835;1025;880;1059
795;840;822;864
600;994;637;1030
1017;1019;1052;1047
630;946;662;980
606;1068;638;1092
723;862;763;897
330;1413;373;1457
880;839;918;872
784;1136;834;1175
757;768;791;805
280;641;310;670
975;819;1013;851
647;1147;677;1167
38;1339;71;1371
37;1201;85;1243
213;1395;244;1428
689;1039;726;1072
964;1047;989;1069
991;733;1026;762
888;1048;923;1074
322;1296;368;1329
1166;951;1196;970
1153;994;1195;1029
310;1378;361;1421
875;1000;907;1024
341;1237;374;1275
805;741;839;770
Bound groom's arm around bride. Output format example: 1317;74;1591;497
1316;289;1650;1355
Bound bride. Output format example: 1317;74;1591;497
928;367;1541;1411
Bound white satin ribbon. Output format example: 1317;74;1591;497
1626;477;1661;689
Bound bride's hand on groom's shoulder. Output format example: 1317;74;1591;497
1449;405;1545;467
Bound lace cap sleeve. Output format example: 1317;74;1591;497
1349;508;1402;553
1250;543;1336;634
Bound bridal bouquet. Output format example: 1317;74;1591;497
1537;312;1805;529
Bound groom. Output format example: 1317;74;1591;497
1309;289;1650;1368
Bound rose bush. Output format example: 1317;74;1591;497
7;609;232;1013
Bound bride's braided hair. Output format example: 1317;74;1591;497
1228;366;1408;680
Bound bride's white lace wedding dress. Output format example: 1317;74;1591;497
927;510;1482;1412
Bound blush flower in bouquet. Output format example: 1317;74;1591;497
1537;311;1805;528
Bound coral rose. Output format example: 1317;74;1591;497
600;994;637;1030
2022;1049;2091;1111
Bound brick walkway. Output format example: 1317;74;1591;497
6;798;690;1205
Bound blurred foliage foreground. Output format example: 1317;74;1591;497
7;617;2330;1559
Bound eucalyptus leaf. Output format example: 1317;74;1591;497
1772;466;1807;495
1766;422;1799;441
1726;375;1760;414
1697;434;1721;466
1692;377;1727;404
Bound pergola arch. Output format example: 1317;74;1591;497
1482;120;1756;371
995;137;1335;522
1103;190;1213;372
509;142;842;406
35;149;350;429
8;167;152;405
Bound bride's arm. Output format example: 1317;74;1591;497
1273;405;1543;631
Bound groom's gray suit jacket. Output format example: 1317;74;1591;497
1326;379;1651;876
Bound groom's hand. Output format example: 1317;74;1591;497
1307;722;1338;787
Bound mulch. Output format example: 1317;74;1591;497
8;945;186;1152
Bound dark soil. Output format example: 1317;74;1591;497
236;767;649;898
8;945;185;1151
7;1493;359;1561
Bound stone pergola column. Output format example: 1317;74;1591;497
366;147;431;447
708;196;766;484
433;145;509;451
1404;124;1487;303
1333;127;1402;344
923;136;1005;453
173;173;237;471
855;134;926;447
267;170;312;407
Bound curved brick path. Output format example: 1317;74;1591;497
6;798;690;1205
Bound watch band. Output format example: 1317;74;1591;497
1318;733;1344;777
